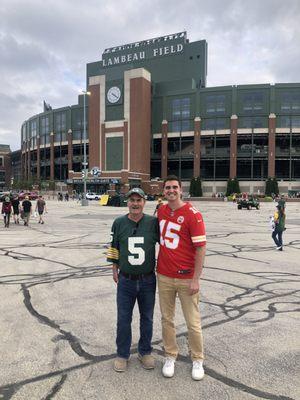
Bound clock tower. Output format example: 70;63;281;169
87;68;151;193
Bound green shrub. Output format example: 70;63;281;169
189;177;202;197
265;177;279;196
226;178;240;196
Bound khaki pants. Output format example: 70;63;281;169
157;273;204;361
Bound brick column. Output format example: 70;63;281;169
101;123;106;171
193;117;201;177
268;113;276;178
230;115;238;178
123;120;129;170
4;154;12;187
37;136;41;181
124;69;151;178
161;120;168;179
50;132;54;181
88;74;105;171
67;129;73;178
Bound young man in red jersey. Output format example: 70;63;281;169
157;175;206;381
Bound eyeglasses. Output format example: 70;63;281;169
164;185;179;190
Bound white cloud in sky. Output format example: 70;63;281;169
0;0;299;150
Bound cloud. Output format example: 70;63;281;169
0;0;299;150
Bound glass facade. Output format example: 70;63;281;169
169;98;191;132
20;82;300;184
280;92;300;113
241;92;264;113
206;94;226;115
275;134;300;179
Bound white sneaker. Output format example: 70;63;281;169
162;357;176;378
192;360;204;380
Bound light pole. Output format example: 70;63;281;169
81;90;91;206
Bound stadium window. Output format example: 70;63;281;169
41;117;49;135
206;95;226;115
241;92;263;113
31;120;37;137
170;98;191;132
202;118;226;130
278;116;300;128
280;91;300;112
55;112;66;132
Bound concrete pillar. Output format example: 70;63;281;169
37;136;41;181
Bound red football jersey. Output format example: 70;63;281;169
157;202;206;279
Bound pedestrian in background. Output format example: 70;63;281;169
22;195;32;226
2;196;12;228
272;204;286;251
153;197;163;216
11;195;20;224
35;195;47;224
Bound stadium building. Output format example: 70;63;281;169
0;144;11;190
20;32;300;195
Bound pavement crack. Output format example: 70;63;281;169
41;374;67;400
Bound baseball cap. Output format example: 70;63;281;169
126;188;146;199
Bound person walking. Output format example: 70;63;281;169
2;196;12;228
22;195;32;226
35;195;47;224
107;188;159;373
157;175;206;381
11;195;20;224
272;204;286;251
153;197;163;216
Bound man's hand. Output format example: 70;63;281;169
112;264;119;283
189;278;200;295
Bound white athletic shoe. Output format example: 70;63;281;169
162;357;176;378
192;360;205;381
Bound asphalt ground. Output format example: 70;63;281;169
0;199;299;400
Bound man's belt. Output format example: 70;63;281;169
119;271;154;281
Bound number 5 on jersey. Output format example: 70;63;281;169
160;220;181;249
128;237;145;265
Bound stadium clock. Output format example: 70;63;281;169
107;86;121;104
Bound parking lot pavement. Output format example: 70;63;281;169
0;199;299;400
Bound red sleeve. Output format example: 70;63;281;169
187;206;206;247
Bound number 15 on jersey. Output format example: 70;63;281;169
160;220;181;250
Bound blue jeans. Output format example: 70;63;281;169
116;273;156;359
272;227;283;247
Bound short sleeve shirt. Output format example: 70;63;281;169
157;202;206;279
22;200;32;213
107;214;159;275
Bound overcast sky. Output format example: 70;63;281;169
1;0;299;150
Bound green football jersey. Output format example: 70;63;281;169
107;214;159;274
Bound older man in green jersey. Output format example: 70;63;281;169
107;188;159;372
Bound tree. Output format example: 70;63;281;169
189;177;202;197
226;178;240;196
265;177;279;196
